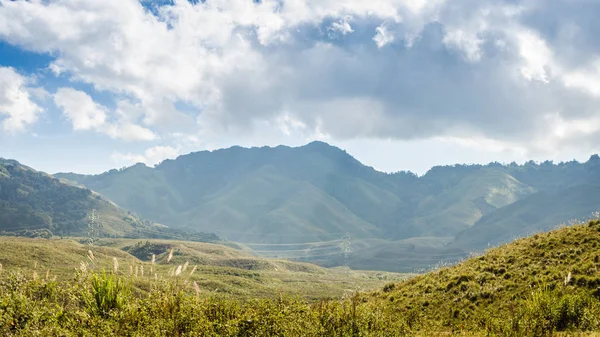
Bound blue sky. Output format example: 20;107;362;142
1;0;600;175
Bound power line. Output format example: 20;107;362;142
251;245;341;253
242;239;344;246
212;229;354;237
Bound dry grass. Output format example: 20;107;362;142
0;236;409;300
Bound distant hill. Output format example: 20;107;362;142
0;158;218;242
450;184;600;251
56;142;408;243
52;144;600;271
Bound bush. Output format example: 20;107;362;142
84;271;131;317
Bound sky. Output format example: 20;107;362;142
1;0;600;175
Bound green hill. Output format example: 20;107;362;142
363;219;600;335
450;184;600;251
0;159;217;242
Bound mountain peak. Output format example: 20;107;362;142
302;140;338;150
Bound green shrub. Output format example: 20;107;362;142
84;271;131;317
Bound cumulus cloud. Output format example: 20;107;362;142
0;67;42;132
373;25;395;48
111;145;179;166
1;0;600;159
53;88;157;141
54;88;107;131
329;16;354;36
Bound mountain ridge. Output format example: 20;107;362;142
44;143;600;271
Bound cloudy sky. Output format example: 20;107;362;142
1;0;599;175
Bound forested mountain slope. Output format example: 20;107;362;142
53;144;600;270
0;159;217;242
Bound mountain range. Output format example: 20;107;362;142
2;142;599;272
47;141;600;271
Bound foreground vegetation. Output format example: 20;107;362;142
2;220;600;335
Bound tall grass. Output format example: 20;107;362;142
1;268;599;336
2;220;600;336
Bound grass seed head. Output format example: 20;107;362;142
167;248;174;263
565;271;572;286
88;250;95;262
193;281;200;296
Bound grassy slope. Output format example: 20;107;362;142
451;184;600;251
367;220;600;331
0;236;408;300
2;222;600;335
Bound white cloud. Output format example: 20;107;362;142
111;145;179;166
373;25;394;48
329;16;354;36
442;29;483;62
2;0;600;163
276;114;307;136
516;30;554;83
0;67;42;132
104;123;158;142
54;87;157;141
54;88;107;131
562;60;600;97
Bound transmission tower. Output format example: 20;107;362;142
340;234;352;269
88;209;99;246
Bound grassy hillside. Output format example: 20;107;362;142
359;219;600;335
2;221;600;335
0;236;407;300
